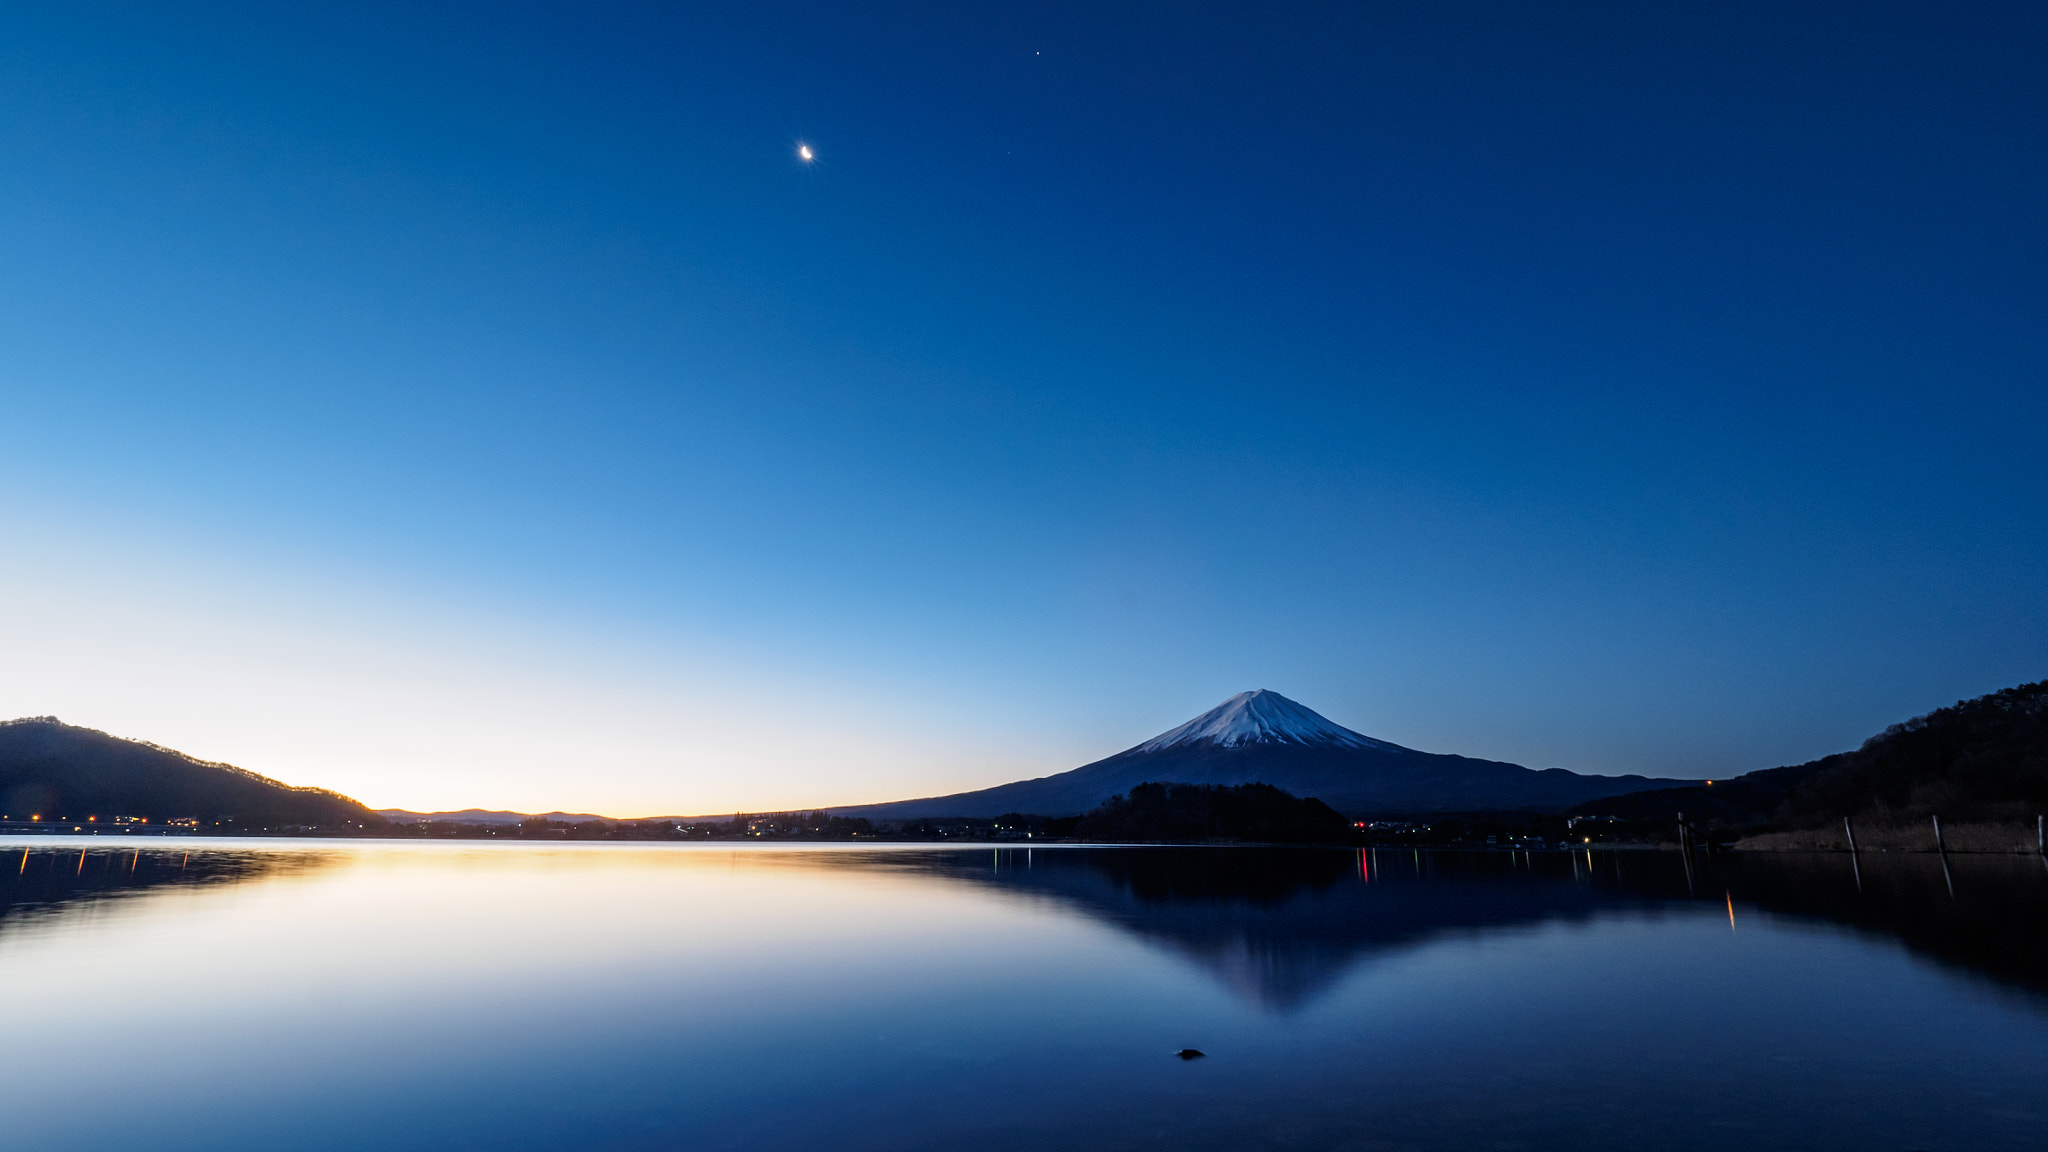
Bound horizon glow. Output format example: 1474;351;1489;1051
1;2;2044;814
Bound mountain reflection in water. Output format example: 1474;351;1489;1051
1;840;2043;1014
1;838;2045;1152
860;845;2048;1010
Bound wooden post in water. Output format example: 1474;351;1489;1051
1933;814;1954;899
1844;816;1862;892
2037;814;2044;856
1677;812;1696;895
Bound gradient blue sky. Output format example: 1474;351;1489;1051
2;1;2044;814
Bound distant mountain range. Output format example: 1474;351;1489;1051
0;717;381;829
375;808;613;826
836;690;1697;819
25;680;2034;833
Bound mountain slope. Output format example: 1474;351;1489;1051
1583;679;2048;832
0;717;383;829
840;690;1695;818
1777;679;2048;825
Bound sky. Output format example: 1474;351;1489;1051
1;1;2044;815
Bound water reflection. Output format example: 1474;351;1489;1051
2;839;2042;1011
874;848;1646;1009
1717;850;2048;999
0;839;2043;1152
871;846;2048;1010
0;841;336;940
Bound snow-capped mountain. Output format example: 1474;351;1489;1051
1135;689;1404;753
839;689;1699;820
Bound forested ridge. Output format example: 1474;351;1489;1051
1572;679;2048;837
0;717;382;830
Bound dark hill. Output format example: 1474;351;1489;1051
1776;679;2048;828
1573;679;2048;832
0;717;384;830
1075;782;1354;844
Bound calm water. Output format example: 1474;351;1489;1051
2;839;2045;1151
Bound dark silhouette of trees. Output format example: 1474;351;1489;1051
1075;782;1353;844
1565;678;2048;839
0;717;382;832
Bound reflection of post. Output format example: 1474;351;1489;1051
1934;815;1954;899
2038;814;2044;857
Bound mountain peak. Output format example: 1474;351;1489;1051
1133;690;1405;754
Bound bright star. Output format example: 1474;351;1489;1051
797;144;814;162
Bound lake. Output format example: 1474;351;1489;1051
2;838;2044;1151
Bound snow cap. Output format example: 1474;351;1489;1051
1135;690;1402;753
